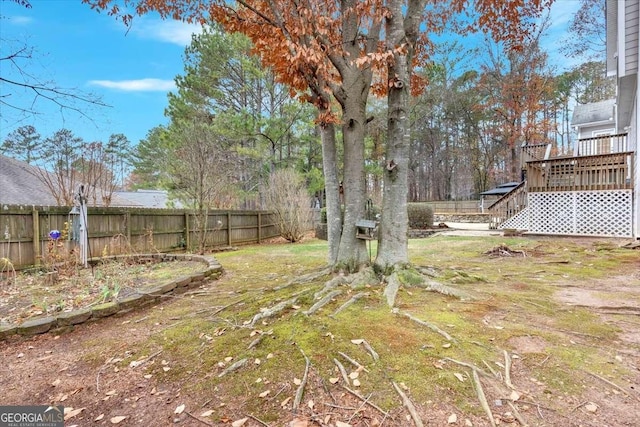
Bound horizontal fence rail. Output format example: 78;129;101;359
527;151;635;192
0;206;279;270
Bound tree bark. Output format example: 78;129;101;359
336;70;369;268
319;119;342;265
376;0;424;268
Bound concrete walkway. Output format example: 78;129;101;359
439;222;503;237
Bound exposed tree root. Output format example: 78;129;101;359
484;244;526;257
314;275;347;299
218;358;248;378
392;381;424;427
333;358;350;385
507;401;529;427
293;350;310;413
383;272;401;307
304;289;343;315
342;385;390;418
472;369;496;427
247;335;263;350
503;350;514;389
361;340;379;362
338;351;369;373
395;309;453;341
273;267;332;290
249;296;298;327
330;292;369;317
421;279;473;300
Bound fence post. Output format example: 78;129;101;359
32;208;40;266
227;212;232;246
184;212;190;251
125;210;131;244
257;212;262;243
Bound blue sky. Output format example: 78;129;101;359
0;0;582;148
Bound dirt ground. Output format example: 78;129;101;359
1;235;639;427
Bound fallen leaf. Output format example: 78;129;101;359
255;378;262;383
161;360;169;365
585;402;598;413
232;418;248;427
293;377;302;385
105;390;117;396
329;377;340;384
174;404;185;414
348;371;359;379
289;419;308;427
448;413;457;424
254;358;261;365
453;372;465;382
509;390;521;401
110;416;127;424
95;414;104;421
51;379;61;387
200;410;214;417
442;343;452;348
259;390;270;398
336;421;352;427
266;353;274;359
352;379;361;387
399;382;409;390
351;339;364;345
163;367;170;372
144;374;152;379
307;400;314;409
64;407;84;421
281;397;292;408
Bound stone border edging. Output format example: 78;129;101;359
0;253;223;340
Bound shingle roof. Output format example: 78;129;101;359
0;155;140;207
571;99;616;126
113;190;181;208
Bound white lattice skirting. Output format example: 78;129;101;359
499;207;530;230
526;190;633;237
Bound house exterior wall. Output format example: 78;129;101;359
625;0;639;75
576;124;616;140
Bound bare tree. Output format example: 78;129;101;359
263;169;312;243
1;1;108;127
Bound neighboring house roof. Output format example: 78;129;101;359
480;182;521;196
0;155;59;205
0;154;140;207
571;99;616;126
113;190;181;209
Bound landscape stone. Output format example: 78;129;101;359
17;317;55;336
57;308;92;326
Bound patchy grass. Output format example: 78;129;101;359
2;234;639;426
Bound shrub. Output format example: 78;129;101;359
263;169;313;242
407;203;434;229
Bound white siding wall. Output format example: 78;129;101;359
625;0;640;75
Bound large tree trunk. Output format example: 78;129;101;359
320;120;342;265
336;72;369;269
376;0;424;268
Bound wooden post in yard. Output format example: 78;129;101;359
227;212;232;246
257;212;262;243
32;208;40;266
184;212;190;251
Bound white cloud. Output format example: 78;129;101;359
129;18;202;46
9;15;33;25
89;78;176;92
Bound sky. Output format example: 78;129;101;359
0;0;584;148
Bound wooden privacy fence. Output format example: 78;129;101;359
0;206;279;270
426;200;482;213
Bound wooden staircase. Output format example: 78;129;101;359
487;181;527;229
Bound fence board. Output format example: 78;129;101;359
0;206;280;269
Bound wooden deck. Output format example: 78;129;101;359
527;151;634;192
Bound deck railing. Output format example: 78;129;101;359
574;133;628;156
487;181;527;228
527;151;634;192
